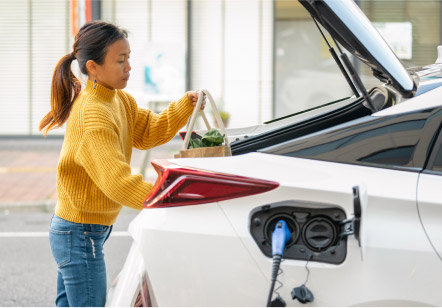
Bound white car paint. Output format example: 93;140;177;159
417;173;442;259
107;153;442;306
106;241;147;307
130;203;269;306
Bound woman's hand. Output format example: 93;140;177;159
187;90;206;110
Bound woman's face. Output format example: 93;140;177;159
94;38;131;90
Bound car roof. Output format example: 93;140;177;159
374;85;442;117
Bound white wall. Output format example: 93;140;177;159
32;0;70;136
0;0;69;136
102;0;188;110
0;0;30;135
190;0;223;106
191;0;274;128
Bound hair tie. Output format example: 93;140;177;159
70;52;76;60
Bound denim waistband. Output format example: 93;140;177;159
51;214;111;233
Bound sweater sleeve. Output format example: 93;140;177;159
132;94;194;150
75;128;152;210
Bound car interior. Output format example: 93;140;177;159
231;86;392;155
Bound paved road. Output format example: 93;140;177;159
0;208;139;306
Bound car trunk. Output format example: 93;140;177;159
229;0;419;155
230;86;390;155
199;0;416;156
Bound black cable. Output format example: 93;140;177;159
304;253;312;285
274;266;284;297
266;220;291;307
266;255;282;307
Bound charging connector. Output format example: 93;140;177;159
271;220;292;256
266;220;292;307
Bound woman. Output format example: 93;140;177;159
40;21;201;307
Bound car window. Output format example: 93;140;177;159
430;146;442;172
427;128;442;173
264;108;442;170
288;118;424;167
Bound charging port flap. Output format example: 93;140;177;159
339;186;362;242
249;185;367;264
249;201;348;264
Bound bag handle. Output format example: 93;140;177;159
182;89;229;150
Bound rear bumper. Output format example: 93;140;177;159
125;204;269;306
106;241;148;307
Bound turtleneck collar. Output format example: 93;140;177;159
85;79;117;101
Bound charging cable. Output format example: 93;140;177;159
266;220;292;307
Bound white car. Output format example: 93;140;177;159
107;0;442;306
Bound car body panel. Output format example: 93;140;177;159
215;154;441;306
106;242;146;307
127;202;270;306
417;173;442;260
117;153;442;306
414;77;442;96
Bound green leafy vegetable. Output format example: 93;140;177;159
189;128;225;148
189;138;204;149
202;128;224;147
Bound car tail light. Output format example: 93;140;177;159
143;159;279;208
134;273;155;307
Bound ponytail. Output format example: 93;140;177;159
40;21;128;136
39;53;81;136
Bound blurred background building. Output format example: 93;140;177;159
0;0;441;136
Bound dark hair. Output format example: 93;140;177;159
39;21;128;135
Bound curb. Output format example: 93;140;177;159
0;200;56;212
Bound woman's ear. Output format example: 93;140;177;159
86;60;98;76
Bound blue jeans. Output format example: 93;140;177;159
49;214;113;307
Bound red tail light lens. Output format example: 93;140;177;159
143;160;279;208
134;273;154;307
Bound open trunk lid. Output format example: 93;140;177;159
299;0;416;97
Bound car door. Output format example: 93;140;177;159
417;127;442;261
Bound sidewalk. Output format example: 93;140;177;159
0;137;183;211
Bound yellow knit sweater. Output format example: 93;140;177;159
55;79;194;225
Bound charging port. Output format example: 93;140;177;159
264;214;299;247
250;201;348;264
302;216;337;252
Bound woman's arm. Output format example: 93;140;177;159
75;127;152;210
132;93;196;150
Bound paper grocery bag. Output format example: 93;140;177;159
174;144;232;158
175;89;232;159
